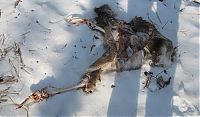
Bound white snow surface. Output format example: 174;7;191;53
0;0;199;116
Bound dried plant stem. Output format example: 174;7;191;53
162;20;169;29
152;6;162;25
9;59;19;77
0;87;19;104
49;18;65;24
19;31;30;37
0;75;18;84
15;43;25;67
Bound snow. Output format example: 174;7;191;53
0;0;199;116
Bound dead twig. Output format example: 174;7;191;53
0;87;19;103
0;87;10;99
19;31;31;37
0;34;13;58
162;20;169;29
0;75;18;84
61;43;68;49
152;6;162;25
20;67;31;75
9;58;19;77
0;34;4;46
90;45;96;53
14;42;25;67
147;13;159;27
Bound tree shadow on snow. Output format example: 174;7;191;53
107;0;181;116
141;0;180;116
29;0;101;115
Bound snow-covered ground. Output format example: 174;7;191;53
0;0;199;116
